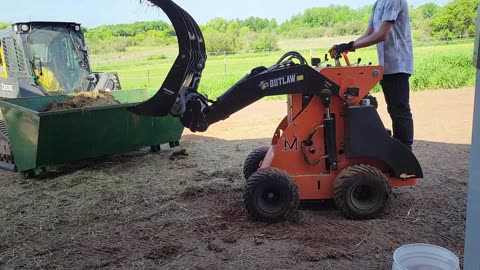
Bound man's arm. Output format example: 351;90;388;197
329;21;394;58
356;26;375;43
353;21;394;50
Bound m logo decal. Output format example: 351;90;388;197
283;137;299;151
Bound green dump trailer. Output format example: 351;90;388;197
0;89;184;176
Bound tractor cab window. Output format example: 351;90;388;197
27;26;90;93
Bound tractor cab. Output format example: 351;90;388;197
0;22;120;98
26;22;91;93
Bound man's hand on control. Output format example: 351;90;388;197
329;41;355;59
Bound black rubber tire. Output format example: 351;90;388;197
333;164;391;220
243;147;269;180
244;168;299;223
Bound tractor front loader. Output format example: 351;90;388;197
0;21;183;176
131;0;423;221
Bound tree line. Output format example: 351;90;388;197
0;0;478;54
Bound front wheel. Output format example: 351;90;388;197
243;168;299;223
333;165;391;220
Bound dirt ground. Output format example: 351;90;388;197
0;88;474;269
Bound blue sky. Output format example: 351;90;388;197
2;0;452;28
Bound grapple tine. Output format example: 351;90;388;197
129;0;207;117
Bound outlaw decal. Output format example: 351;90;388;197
259;74;304;90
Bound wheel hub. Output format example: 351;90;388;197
350;184;380;211
257;188;286;215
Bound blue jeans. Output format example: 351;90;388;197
380;73;414;149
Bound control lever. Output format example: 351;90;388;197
311;54;330;67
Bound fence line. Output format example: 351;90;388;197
118;71;249;81
89;34;475;64
89;35;474;88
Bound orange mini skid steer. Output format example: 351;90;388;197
131;0;423;222
242;54;422;221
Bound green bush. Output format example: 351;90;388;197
248;33;279;51
111;37;128;53
411;54;475;90
86;37;129;54
204;29;243;53
431;0;480;38
0;22;10;30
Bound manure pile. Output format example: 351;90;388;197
43;91;120;112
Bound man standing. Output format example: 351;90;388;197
330;0;414;150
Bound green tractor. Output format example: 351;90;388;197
0;22;183;175
0;21;121;98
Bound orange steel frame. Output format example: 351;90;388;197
260;58;418;201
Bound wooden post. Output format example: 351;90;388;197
147;64;150;87
224;51;227;75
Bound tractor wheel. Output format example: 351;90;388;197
333;164;391;220
244;168;299;223
243;147;269;180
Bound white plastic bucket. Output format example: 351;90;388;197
392;243;460;270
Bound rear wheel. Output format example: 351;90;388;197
334;165;391;220
243;147;269;180
244;168;299;223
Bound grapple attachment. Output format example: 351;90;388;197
129;0;208;129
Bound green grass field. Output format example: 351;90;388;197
90;38;475;99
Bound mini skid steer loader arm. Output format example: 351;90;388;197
130;1;340;133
